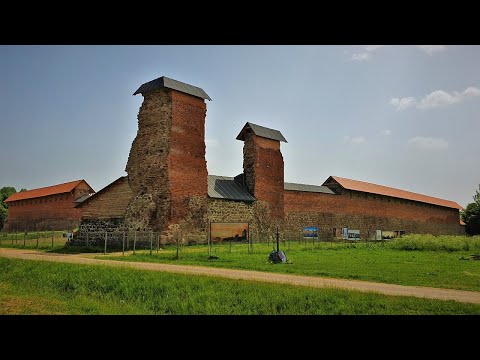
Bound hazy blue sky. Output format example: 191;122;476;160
1;45;479;207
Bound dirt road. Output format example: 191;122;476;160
1;247;479;304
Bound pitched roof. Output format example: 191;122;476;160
76;176;127;207
4;180;92;203
236;122;287;143
208;175;256;202
323;176;463;210
133;76;211;100
284;182;336;195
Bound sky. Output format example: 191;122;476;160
1;45;479;207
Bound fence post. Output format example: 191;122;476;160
23;230;26;247
51;231;54;248
156;232;159;254
122;230;125;256
86;230;89;248
208;223;212;257
133;230;136;255
150;231;153;255
36;231;39;248
229;238;232;253
104;231;107;255
11;231;14;246
15;230;18;245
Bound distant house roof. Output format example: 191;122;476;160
284;182;336;194
208;175;256;202
236;122;287;143
323;176;463;210
133;76;211;100
76;176;127;208
5;180;93;203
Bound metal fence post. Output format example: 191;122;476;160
150;231;153;255
133;230;136;255
104;231;107;255
122;230;125;256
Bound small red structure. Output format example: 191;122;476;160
4;180;95;231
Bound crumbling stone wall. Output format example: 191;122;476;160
125;89;208;238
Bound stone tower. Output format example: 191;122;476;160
125;76;211;232
236;122;287;220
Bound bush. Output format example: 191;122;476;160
387;234;480;252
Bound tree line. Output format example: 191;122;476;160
0;187;27;230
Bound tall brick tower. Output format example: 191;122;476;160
236;122;287;220
125;76;211;231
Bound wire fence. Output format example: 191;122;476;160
0;230;70;249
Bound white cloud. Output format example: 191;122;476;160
390;86;480;111
415;45;447;55
408;136;448;149
350;45;385;61
389;97;417;111
343;135;367;144
381;130;392;136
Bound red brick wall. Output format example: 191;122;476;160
243;134;284;219
284;189;463;235
7;192;82;230
168;91;208;223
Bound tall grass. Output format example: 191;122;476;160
1;257;479;315
387;234;480;252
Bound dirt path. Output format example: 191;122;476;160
1;247;480;304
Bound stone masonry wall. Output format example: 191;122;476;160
243;133;284;219
125;89;171;230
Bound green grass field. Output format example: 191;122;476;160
100;236;480;292
1;257;479;315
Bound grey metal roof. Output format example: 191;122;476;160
208;175;256;202
74;194;93;203
236;122;287;142
284;182;336;194
133;76;211;101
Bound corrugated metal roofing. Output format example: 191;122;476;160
324;176;463;210
284;182;336;194
208;175;256;202
133;76;211;100
74;194;93;204
5;180;91;203
236;122;287;142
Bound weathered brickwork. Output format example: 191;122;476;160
7;193;83;231
124;88;208;236
243;133;284;219
284;190;463;236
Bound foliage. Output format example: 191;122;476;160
0;186;17;230
1;257;479;314
461;184;480;235
387;234;480;252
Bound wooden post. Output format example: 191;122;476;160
208;223;212;257
86;230;89;248
156;232;159;254
104;231;107;255
133;230;136;255
176;232;180;260
23;231;26;247
248;225;252;254
229;237;232;253
11;232;14;246
36;231;39;248
15;230;18;245
51;231;54;248
122;230;125;256
150;231;153;255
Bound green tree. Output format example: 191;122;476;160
461;184;480;235
0;186;17;230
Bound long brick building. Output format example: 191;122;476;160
5;180;95;231
76;76;464;242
